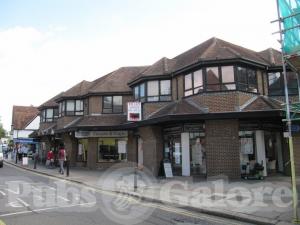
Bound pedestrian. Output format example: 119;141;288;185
18;145;22;162
58;145;66;175
21;144;28;157
46;149;54;168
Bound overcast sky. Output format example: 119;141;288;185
0;0;280;131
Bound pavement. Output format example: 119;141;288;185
3;156;299;225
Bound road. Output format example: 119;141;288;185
0;163;252;225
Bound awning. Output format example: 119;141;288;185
13;138;39;144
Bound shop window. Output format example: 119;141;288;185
239;131;256;174
268;71;299;95
134;80;171;102
103;96;123;114
77;139;88;162
98;138;127;162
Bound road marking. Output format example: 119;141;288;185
0;190;6;196
16;198;29;207
0;201;96;218
4;162;249;225
57;196;70;202
31;186;42;192
5;188;19;195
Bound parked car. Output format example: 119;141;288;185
0;146;3;168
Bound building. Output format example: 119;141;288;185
36;37;300;179
11;105;40;149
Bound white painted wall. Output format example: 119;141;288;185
25;116;40;130
181;132;190;176
13;130;34;139
255;130;267;176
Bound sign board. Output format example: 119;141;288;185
118;140;127;154
163;163;173;178
22;157;28;166
75;131;128;138
127;102;142;121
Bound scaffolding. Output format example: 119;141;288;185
273;0;300;223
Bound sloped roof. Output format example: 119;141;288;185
172;37;269;71
148;98;207;119
258;48;282;66
58;80;93;99
38;92;63;109
72;114;127;127
89;66;148;93
12;105;39;130
242;96;283;111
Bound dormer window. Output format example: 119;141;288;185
103;96;123;114
268;71;298;95
40;108;58;122
58;100;84;117
184;65;258;96
134;80;171;102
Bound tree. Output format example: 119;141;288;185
0;119;6;138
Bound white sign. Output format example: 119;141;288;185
163;163;173;178
127;102;142;121
240;138;253;154
75;131;128;138
118;140;127;154
22;157;28;166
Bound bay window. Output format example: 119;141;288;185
184;70;203;96
134;80;171;102
40;108;58;122
58;99;84;117
236;67;258;93
103;96;123;113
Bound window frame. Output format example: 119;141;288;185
267;71;299;96
102;96;123;114
40;107;59;123
134;80;172;102
184;70;204;96
58;99;84;117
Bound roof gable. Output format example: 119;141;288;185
12;105;39;130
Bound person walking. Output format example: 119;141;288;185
58;145;66;175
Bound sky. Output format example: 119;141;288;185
0;0;281;131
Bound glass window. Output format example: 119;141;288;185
75;100;83;115
140;83;145;101
248;69;258;92
194;70;203;88
206;67;219;85
147;81;159;102
268;71;299;95
134;86;139;100
66;100;75;115
103;96;112;113
185;74;192;90
237;66;257;93
221;66;235;83
46;108;53;122
113;96;123;113
54;108;59;119
98;138;127;162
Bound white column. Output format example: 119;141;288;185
255;130;267;176
181;132;190;176
276;132;284;172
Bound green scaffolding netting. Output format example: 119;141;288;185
279;0;300;55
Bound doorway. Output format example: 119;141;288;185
164;135;182;176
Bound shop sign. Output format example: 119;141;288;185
127;102;142;121
75;130;128;138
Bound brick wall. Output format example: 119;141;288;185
138;126;163;176
205;119;240;179
62;133;78;167
88;96;101;114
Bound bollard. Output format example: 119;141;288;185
33;153;37;169
66;159;69;177
134;167;137;192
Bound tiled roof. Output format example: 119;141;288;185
89;66;148;93
258;48;282;66
242;96;283;111
12;105;39;130
73;114;127;127
58;80;93;99
148;98;207;119
38;92;63;109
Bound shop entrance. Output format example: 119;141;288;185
164;135;182;176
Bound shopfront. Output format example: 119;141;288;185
75;130;128;168
239;121;285;177
163;123;206;177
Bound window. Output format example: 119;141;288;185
236;66;258;93
134;80;171;102
206;67;221;91
41;108;58;122
103;96;123;113
184;70;203;96
221;66;236;90
268;71;299;95
58;100;84;117
98;138;127;162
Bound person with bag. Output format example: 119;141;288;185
58;145;66;174
46;149;54;168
